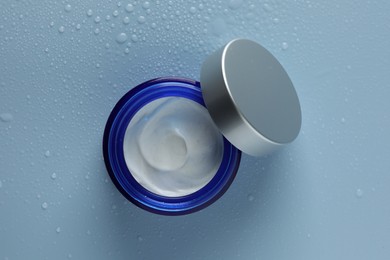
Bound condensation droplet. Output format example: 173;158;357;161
94;16;101;23
116;33;127;43
56;227;61;233
124;48;130;54
341;117;346;123
113;10;119;17
210;18;227;36
44;150;51;158
0;180;2;188
263;3;273;12
228;0;244;10
189;7;196;13
87;9;93;17
143;1;150;9
94;28;100;35
64;4;72;12
282;42;289;50
51;172;57;180
126;4;134;12
247;194;254;201
131;34;138;42
0;113;13;122
356;189;363;198
58;26;65;33
138;16;146;24
41;202;48;210
123;16;130;24
137;235;143;242
76;24;81;30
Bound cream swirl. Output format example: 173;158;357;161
123;97;223;197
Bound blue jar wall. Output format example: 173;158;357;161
1;1;389;259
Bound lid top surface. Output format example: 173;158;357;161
222;39;301;144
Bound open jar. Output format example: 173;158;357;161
103;39;301;215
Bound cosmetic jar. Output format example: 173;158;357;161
103;39;301;215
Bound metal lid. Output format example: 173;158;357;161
200;39;301;157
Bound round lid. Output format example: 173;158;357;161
200;39;301;157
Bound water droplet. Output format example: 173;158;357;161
138;16;146;24
151;23;157;29
189;7;196;13
64;4;72;12
247;194;254;201
210;18;227;36
116;33;127;43
0;180;2;188
341;117;346;123
0;113;13;122
113;10;119;17
131;34;138;42
44;48;49;53
87;9;93;17
307;233;312;238
41;202;48;210
229;0;244;10
51;172;57;180
282;42;289;50
56;227;61;233
126;4;134;12
94;16;101;23
94;28;100;35
68;254;72;259
356;189;363;198
76;24;81;30
44;150;51;158
263;3;273;12
58;26;65;33
137;235;143;242
124;48;130;54
106;15;111;21
123;17;130;24
143;1;150;9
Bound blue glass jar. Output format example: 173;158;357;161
103;77;242;215
103;39;301;215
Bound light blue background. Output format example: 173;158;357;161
1;0;389;259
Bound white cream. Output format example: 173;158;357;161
123;97;224;197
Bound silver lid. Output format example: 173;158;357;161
200;39;301;157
